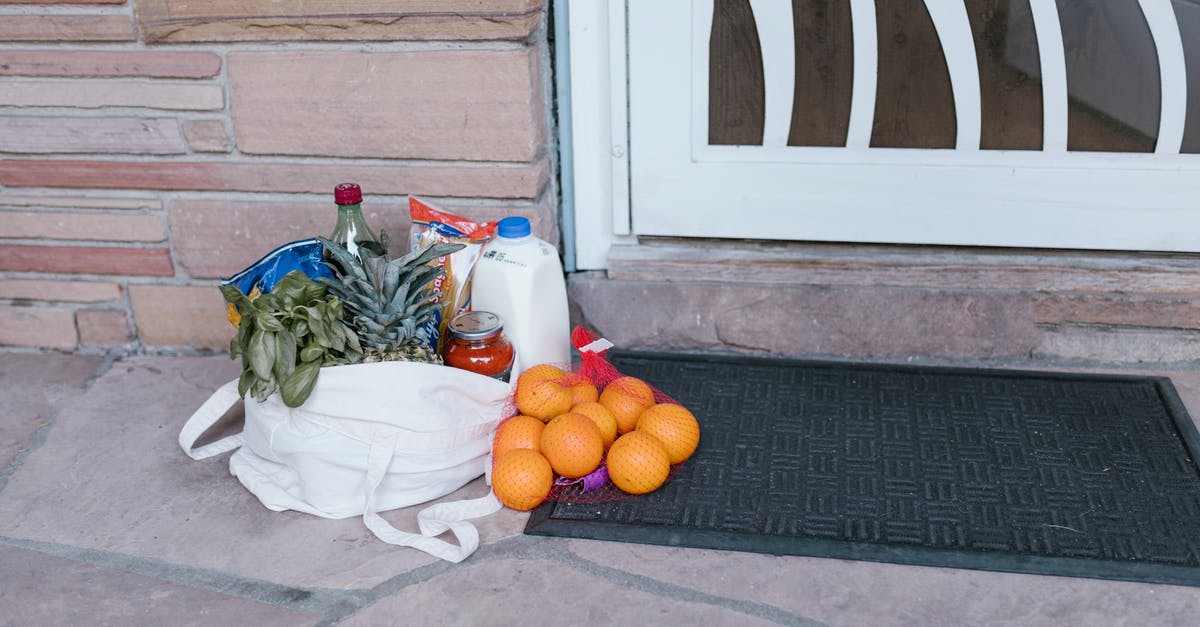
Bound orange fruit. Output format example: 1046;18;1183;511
516;378;574;421
491;449;554;511
570;401;618;448
540;413;605;478
606;431;671;495
517;363;567;388
568;379;599;405
600;376;655;435
492;415;545;460
608;376;655;403
636;403;700;464
600;392;649;435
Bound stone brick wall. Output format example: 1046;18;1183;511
0;0;554;353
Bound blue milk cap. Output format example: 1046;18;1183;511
497;216;532;238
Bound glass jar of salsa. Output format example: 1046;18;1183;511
443;311;515;381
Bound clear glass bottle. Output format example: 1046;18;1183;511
329;183;385;260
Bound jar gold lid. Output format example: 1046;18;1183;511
448;311;504;340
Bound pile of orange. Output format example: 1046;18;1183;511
491;363;702;511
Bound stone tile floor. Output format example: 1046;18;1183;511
3;351;1200;626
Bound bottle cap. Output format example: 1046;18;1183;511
497;216;532;239
334;183;362;205
448;311;504;340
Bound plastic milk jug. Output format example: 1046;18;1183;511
471;216;570;378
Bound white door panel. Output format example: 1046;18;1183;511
627;0;1200;252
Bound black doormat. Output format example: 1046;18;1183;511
525;351;1200;586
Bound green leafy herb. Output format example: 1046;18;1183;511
222;270;363;408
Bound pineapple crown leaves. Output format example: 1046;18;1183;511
318;236;464;289
353;300;441;350
316;236;465;333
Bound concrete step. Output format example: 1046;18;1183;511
567;240;1200;366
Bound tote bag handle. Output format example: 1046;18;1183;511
179;380;245;460
361;432;502;563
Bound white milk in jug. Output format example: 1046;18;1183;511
471;216;570;378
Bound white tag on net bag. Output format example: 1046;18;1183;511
179;360;513;563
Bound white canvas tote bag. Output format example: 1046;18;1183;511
179;361;512;563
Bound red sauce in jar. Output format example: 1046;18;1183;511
443;311;515;381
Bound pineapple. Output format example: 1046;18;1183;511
317;235;464;364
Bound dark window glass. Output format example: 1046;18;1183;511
709;0;766;145
967;0;1044;150
871;0;956;149
1058;0;1160;153
788;0;854;147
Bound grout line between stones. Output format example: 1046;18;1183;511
321;533;823;627
0;414;53;495
0;534;365;619
89;347;127;385
543;544;826;627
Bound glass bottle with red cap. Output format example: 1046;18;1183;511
329;182;385;260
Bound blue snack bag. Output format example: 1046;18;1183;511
220;238;334;326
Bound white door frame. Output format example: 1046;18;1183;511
566;1;635;271
567;0;1200;269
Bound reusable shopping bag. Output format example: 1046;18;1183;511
179;360;512;563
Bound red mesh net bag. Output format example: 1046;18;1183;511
489;327;700;509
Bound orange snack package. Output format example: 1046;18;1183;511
409;197;496;353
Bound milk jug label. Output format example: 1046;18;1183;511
482;249;529;269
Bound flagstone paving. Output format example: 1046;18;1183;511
0;352;101;474
4;352;1200;625
0;544;318;626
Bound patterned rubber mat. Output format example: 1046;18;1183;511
526;351;1200;585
